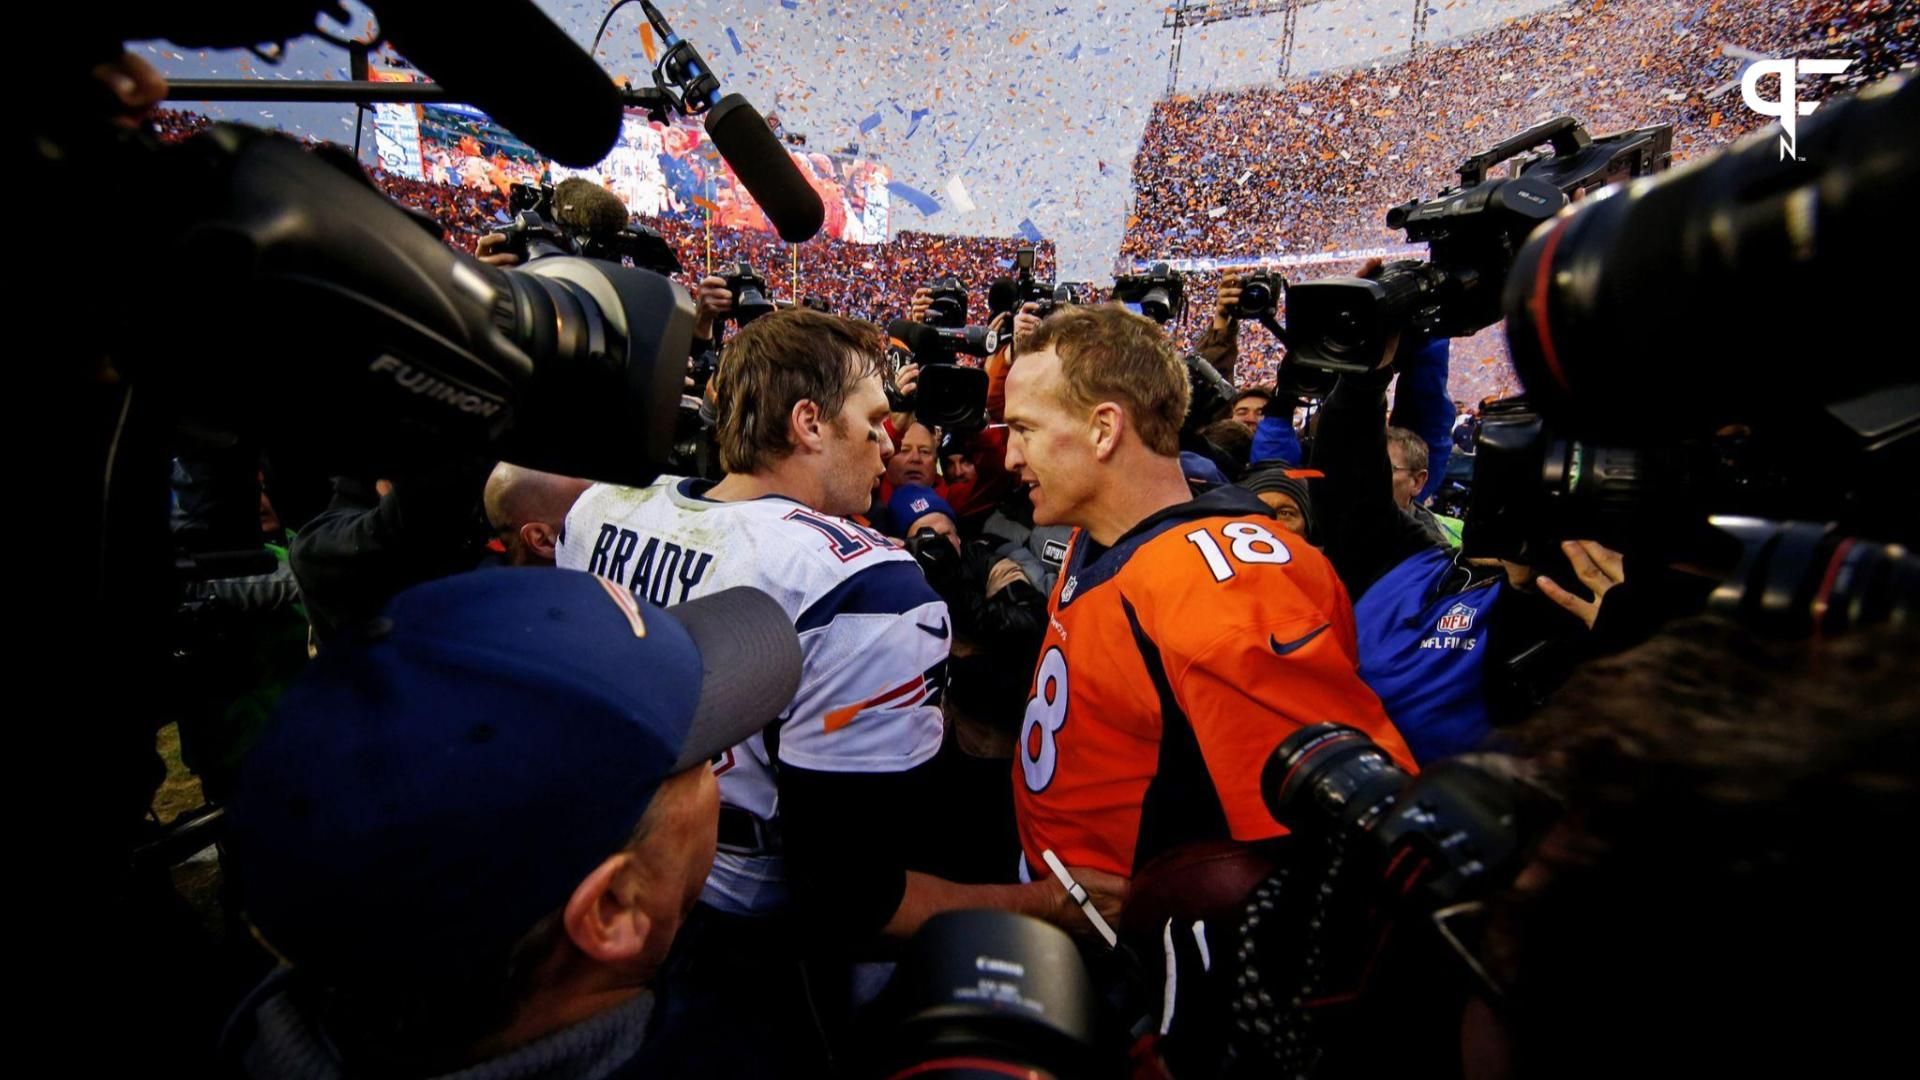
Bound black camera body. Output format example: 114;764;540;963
1111;262;1186;324
1009;247;1083;319
717;262;775;325
495;181;683;273
925;276;969;329
1285;117;1671;372
1235;270;1282;319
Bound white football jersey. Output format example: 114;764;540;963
558;476;950;915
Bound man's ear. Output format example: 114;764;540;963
790;398;825;454
562;853;652;965
521;522;558;562
1089;402;1126;462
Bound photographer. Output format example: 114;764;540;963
289;456;497;643
1305;323;1623;763
1193;270;1245;381
893;482;1050;887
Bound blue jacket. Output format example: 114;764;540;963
1388;337;1454;504
1353;547;1498;763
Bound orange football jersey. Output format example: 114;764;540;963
1013;487;1415;880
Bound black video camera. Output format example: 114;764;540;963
717;262;776;325
1285;117;1672;373
495;181;683;273
925;276;969;329
1111;262;1186;324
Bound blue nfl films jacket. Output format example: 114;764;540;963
1352;546;1499;763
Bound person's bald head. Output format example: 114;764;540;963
484;463;594;567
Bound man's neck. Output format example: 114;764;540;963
467;953;654;1065
705;466;820;508
1082;455;1193;547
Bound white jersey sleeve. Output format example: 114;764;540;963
780;558;949;773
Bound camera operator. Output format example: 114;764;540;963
482;463;593;568
1002;304;1411;928
555;308;1122;1076
219;570;804;1079
289;454;498;643
1297;265;1626;762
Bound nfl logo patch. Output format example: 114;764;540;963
1061;575;1078;603
1436;602;1476;634
911;497;930;513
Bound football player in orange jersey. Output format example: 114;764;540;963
1002;304;1415;903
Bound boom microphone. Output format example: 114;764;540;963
705;94;827;243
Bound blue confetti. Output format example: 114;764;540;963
1066;42;1081;61
780;0;798;9
906;107;932;139
887;182;943;215
859;112;883;134
1017;219;1044;242
725;27;744;55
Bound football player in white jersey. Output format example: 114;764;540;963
557;308;1122;1075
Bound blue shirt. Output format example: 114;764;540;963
1353;547;1498;763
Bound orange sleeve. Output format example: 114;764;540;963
986;348;1012;422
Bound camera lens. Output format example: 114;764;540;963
487;257;695;484
1262;724;1410;836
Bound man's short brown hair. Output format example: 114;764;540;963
1386;426;1429;473
711;308;886;474
1023;304;1190;456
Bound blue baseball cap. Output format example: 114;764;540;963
227;568;802;984
888;484;957;537
1180;450;1230;489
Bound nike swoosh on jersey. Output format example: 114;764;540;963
917;618;951;639
1270;623;1330;656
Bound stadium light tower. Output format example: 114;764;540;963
1410;0;1432;56
1161;1;1334;96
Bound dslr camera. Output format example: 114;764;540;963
1009;246;1084;319
1110;262;1186;324
924;276;970;329
716;262;776;326
1234;270;1282;319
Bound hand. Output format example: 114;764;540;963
474;232;522;268
988;311;1010;334
909;286;933;325
1537;540;1626;629
894;362;921;400
693;274;732;339
1213;272;1242;328
94;52;168;128
1012;302;1043;353
985;558;1028;597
